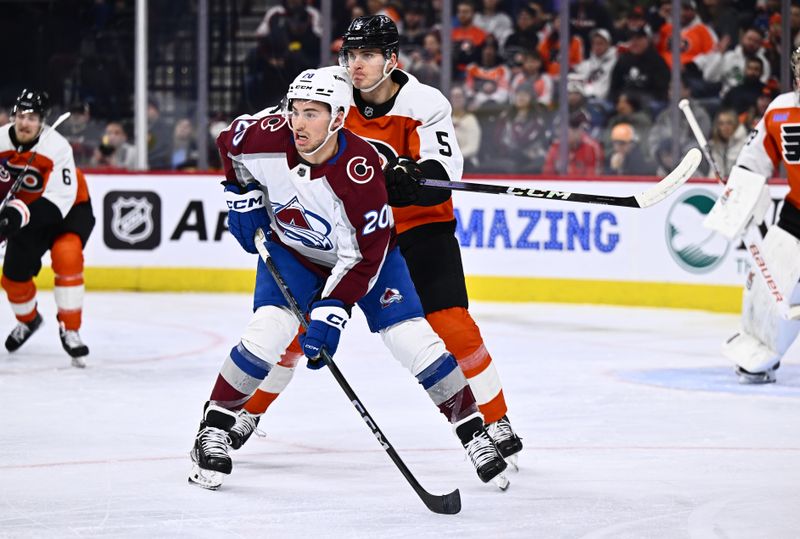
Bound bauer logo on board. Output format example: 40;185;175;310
104;191;162;250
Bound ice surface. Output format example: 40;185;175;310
1;292;798;538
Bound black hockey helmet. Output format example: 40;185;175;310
12;89;50;120
340;15;400;59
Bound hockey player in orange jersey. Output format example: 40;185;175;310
703;47;800;384
230;15;523;468
0;90;95;368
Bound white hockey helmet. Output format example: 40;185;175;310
285;66;353;156
285;66;352;122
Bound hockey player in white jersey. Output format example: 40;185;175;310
233;14;524;470
188;67;508;490
703;47;800;383
0;89;95;367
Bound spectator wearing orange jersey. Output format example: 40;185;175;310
510;49;553;107
452;0;488;77
655;0;717;70
538;16;584;78
465;36;511;105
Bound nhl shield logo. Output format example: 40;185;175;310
379;288;403;308
104;191;161;250
363;106;374;118
112;197;154;244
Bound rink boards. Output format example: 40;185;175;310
26;173;791;313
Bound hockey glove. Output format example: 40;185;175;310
300;299;349;369
0;199;30;238
223;182;270;254
384;156;424;207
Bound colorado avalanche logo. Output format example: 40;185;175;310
379;288;404;308
346;156;375;184
273;196;333;250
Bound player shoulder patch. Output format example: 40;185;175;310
346;156;375;184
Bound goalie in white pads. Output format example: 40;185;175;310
188;67;509;491
704;47;800;384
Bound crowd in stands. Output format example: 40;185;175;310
2;0;799;177
223;0;800;177
429;0;795;176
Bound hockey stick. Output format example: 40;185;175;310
419;148;701;208
0;112;71;216
679;99;800;320
253;227;462;515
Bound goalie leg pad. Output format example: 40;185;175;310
725;225;800;373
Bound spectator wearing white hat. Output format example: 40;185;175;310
572;28;618;103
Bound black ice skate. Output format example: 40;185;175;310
5;312;43;352
457;417;509;490
487;415;523;471
735;363;779;385
189;403;237;490
58;322;89;368
228;409;263;450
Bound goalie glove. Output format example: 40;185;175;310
384;156;424;207
223;182;270;253
704;166;771;240
0;199;30;238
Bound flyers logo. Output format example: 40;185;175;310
2;162;44;192
346;156;374;184
780;124;800;163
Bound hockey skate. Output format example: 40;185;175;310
58;322;89;368
735;363;779;385
458;417;509;490
228;409;264;450
5;312;43;352
189;404;238;490
487;415;523;471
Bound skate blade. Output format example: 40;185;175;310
505;452;519;472
71;356;87;368
491;473;510;491
188;464;225;490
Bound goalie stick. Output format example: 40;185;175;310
679;99;800;321
419;148;702;208
0;111;71;216
253;227;462;515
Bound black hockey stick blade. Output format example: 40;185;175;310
420;148;702;208
253;228;462;514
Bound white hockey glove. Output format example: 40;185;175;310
703;166;771;240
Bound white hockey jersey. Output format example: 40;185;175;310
217;113;392;305
0;123;79;217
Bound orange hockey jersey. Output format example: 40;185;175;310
736;91;800;210
345;70;464;235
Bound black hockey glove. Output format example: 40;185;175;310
0;199;30;238
383;156;424;207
